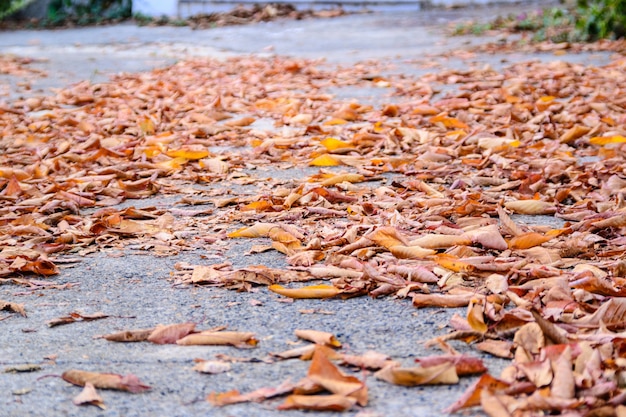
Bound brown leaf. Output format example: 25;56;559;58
176;331;258;347
412;292;475;308
192;360;231;374
101;328;155;343
342;351;396;370
277;394;357;411
375;362;459;386
208;380;295;406
480;391;513;417
0;300;26;317
550;346;574;399
147;323;196;344
62;370;150;393
295;330;342;348
307;346;367;405
415;355;486;376
444;373;510;413
72;382;105;409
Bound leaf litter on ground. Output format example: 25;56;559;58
1;36;626;414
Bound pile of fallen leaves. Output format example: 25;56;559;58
2;38;626;415
184;4;348;30
0;3;348;30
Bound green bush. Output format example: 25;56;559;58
0;0;36;19
47;0;131;25
576;0;626;40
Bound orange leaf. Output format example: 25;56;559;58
241;200;274;212
444;373;510;413
309;154;341;166
278;394;356;411
307;346;367;405
165;148;209;160
430;113;469;129
508;232;554;250
589;135;626;145
269;284;341;299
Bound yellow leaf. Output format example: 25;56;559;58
589;135;626;145
434;254;475;273
241;201;274;212
139;117;155;135
309;154;341;166
319;173;364;186
228;223;275;238
467;301;488;333
166;149;209;160
323;118;349;126
269;284;341;299
157;157;188;170
366;226;409;249
320;137;354;152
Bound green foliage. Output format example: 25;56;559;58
0;0;36;20
576;0;626;40
46;0;131;26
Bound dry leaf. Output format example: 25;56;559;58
147;323;196;344
72;382;105;409
101;328;154;342
375;362;459;386
176;331;258;347
295;330;342;348
192;360;232;374
62;370;150;393
269;284;341;299
278;394;357;411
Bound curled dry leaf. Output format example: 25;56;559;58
415;354;487;376
72;382;105;409
193;360;232;374
306;346;367;406
176;331;258;347
269;284;341;299
208;380;296;406
504;200;557;215
389;245;435;259
375;362;459;386
147;323;196;345
342;351;396;370
100;328;154;342
295;330;342;348
444;373;510;413
62;370;150;393
278;394;357;411
0;300;26;317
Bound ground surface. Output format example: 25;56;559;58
1;3;624;417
